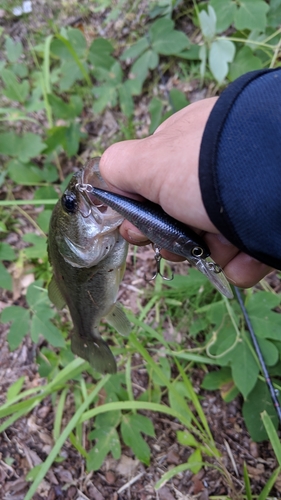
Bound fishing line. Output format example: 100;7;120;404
234;286;281;424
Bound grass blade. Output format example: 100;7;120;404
261;410;281;465
24;374;111;500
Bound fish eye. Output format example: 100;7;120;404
61;193;77;214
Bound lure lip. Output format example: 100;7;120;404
77;183;234;299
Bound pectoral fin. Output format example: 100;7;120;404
106;302;131;336
48;275;66;310
71;331;117;374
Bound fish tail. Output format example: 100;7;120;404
71;330;117;374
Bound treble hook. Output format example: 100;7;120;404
145;245;174;282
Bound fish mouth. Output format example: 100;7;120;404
81;157;110;214
79;158;124;228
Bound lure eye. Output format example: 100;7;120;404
61;192;77;214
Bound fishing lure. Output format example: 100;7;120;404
76;183;233;299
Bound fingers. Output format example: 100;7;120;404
223;253;273;288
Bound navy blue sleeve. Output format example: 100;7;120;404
199;68;281;270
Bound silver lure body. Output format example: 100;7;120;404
79;185;233;299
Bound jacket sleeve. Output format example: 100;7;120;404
199;68;281;270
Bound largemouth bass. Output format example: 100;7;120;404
47;158;130;374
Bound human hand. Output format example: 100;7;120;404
99;97;272;288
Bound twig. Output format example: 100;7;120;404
117;471;145;494
224;439;239;477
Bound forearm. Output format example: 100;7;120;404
199;68;281;270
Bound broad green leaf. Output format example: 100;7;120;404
5;37;23;62
210;0;236;32
152;29;189;55
152;357;171;386
177;44;200;60
0;132;17;156
167;269;208;295
131;49;159;88
149;97;163;134
138;385;162;404
33;186;58;201
0;242;16;261
93;84;117;113
39;163;58;183
109;61;123;84
87;427;121;470
188;448;202;474
59;61;83;91
168;382;192;421
48;94;83;120
177;430;199;448
66;28;87;58
229;46;262;81
30;314;65;347
201;367;233;390
199;5;217;41
257;338;279;367
246;292;281;340
151;19;189;55
10;62;28;78
7;160;44;185
55;32;90;87
121;413;155;465
118;84;134;117
26;279;46;308
89;38;115;70
234;0;269;31
231;334;259;398
50;38;71;60
149;18;175;38
169;89;189;112
45;126;67;153
189;317;208;336
124;77;143;96
267;0;281;27
246;29;268;51
65;122;83;157
149;1;173;19
45;124;83;156
209;39;235;83
103;372;128;401
0;262;12;291
121;37;150;60
94;410;121;429
23;234;47;260
242;379;279;442
1;69;29;103
36;210;53;233
2;305;30;350
20;133;46;162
